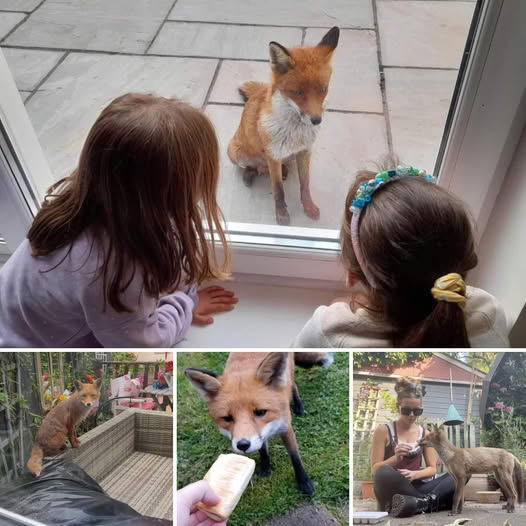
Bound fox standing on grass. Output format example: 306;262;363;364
27;378;102;476
185;352;333;496
227;27;340;225
419;424;524;515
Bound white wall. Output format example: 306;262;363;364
473;124;526;333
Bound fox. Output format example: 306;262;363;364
184;351;333;496
227;27;340;226
27;378;102;476
418;424;524;515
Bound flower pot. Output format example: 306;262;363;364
360;480;376;500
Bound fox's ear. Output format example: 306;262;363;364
95;377;102;390
185;368;222;402
269;42;293;74
73;380;83;392
257;352;289;388
317;26;340;54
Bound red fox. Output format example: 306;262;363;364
27;378;102;476
184;351;333;496
227;27;340;225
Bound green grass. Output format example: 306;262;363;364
177;352;349;526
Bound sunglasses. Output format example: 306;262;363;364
400;407;423;416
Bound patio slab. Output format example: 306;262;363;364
149;22;302;60
4;0;174;53
0;11;24;39
26;53;218;181
2;48;64;90
305;28;382;113
385;67;458;171
0;0;40;10
377;0;475;68
169;0;374;29
354;499;526;526
207;103;388;229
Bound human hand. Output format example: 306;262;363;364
193;286;238;325
394;443;412;462
177;480;227;526
398;469;419;482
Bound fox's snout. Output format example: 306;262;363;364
310;116;322;126
236;439;251;452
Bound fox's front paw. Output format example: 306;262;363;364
72;440;81;448
258;464;272;477
303;201;320;220
276;206;290;225
299;476;315;496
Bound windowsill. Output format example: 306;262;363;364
181;273;346;348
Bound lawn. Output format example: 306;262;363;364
177;352;349;526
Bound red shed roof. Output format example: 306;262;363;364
357;352;485;383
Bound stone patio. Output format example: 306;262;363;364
1;0;475;229
354;498;526;526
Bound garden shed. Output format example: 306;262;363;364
353;352;486;445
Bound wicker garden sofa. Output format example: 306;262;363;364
65;408;172;521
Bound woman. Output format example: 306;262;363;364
370;377;459;517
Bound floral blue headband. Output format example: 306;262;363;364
350;166;437;287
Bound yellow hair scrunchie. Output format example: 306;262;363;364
431;273;466;310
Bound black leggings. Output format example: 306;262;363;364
373;465;456;511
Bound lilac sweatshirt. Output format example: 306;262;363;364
0;232;198;347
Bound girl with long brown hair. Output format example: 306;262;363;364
0;93;236;347
293;159;509;348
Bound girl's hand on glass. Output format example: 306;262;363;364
193;286;238;325
177;480;227;526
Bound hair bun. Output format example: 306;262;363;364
394;376;426;397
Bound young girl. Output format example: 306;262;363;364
0;93;237;347
293;160;509;347
370;377;458;517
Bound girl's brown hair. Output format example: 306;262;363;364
341;158;478;347
394;376;426;407
28;93;230;312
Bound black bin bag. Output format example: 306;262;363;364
0;458;172;526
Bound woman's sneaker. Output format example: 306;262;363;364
390;493;438;517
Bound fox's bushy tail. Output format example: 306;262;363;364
514;457;524;504
27;445;44;477
238;81;266;103
294;352;334;369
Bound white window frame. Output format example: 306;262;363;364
1;0;525;283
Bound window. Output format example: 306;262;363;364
1;0;525;282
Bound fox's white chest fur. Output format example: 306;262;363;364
262;90;319;161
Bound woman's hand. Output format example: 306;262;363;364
398;469;420;482
393;443;412;463
193;286;238;325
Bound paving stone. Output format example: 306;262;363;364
26;53;218;181
0;0;40;10
377;0;475;68
169;0;374;29
210;29;382;113
4;0;173;53
206;103;388;229
385;67;458;171
2;47;64;90
305;28;382;113
0;11;24;39
149;22;302;60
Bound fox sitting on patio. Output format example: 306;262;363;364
27;379;102;477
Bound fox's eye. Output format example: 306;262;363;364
254;409;267;418
223;416;233;423
319;87;328;94
289;89;305;97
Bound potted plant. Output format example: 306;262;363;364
353;437;375;500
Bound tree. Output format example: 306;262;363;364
353;352;431;369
